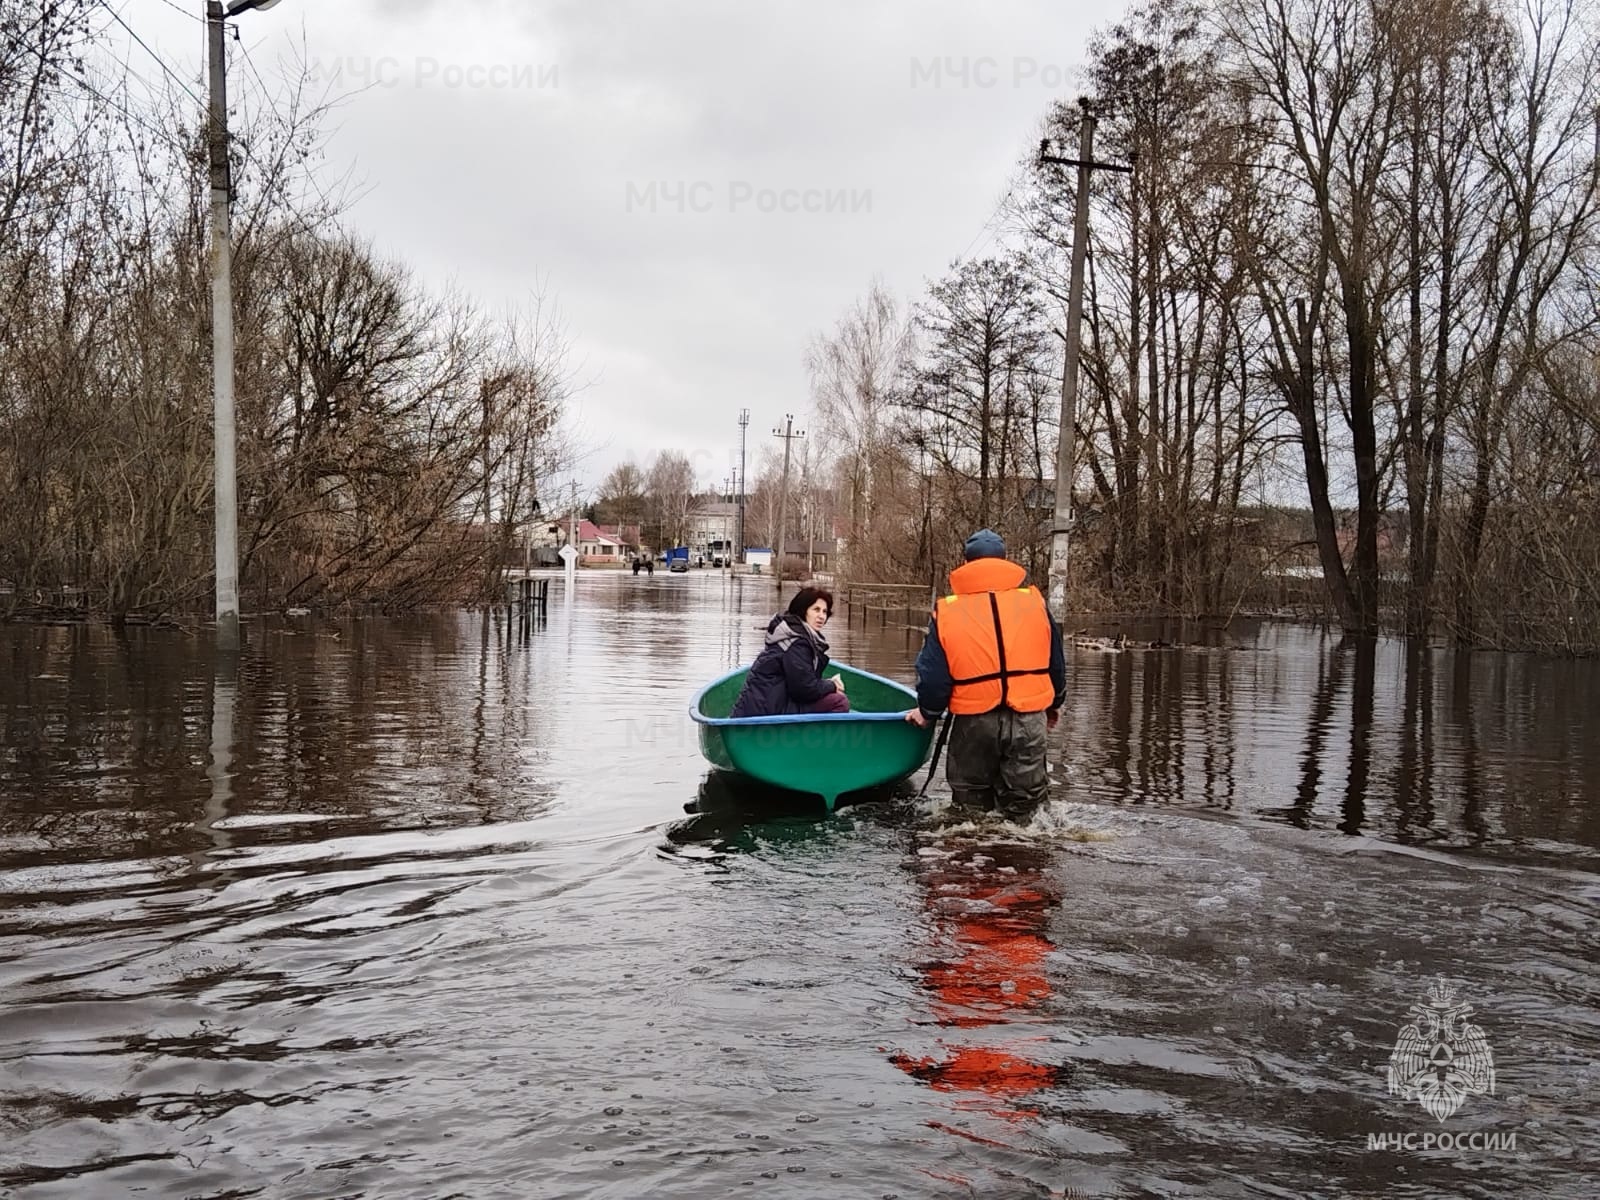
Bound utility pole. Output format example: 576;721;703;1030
802;440;814;576
737;408;749;565
207;1;239;647
1039;99;1131;623
480;378;494;526
772;414;805;588
206;0;281;648
919;442;934;601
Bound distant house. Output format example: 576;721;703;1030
596;522;643;559
573;520;624;564
542;516;640;565
1335;511;1406;563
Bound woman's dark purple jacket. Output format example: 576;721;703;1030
728;613;834;717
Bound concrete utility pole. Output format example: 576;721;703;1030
801;440;814;576
772;414;805;588
207;1;238;646
1040;100;1131;623
207;0;282;648
737;408;749;565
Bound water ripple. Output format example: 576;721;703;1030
1;580;1596;1197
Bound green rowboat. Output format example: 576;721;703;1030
689;663;935;809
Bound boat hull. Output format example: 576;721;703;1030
690;664;934;808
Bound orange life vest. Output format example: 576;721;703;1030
934;558;1054;715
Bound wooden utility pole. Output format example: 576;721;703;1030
772;414;805;588
1040;99;1131;623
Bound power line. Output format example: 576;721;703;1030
233;35;350;223
27;4;354;251
235;30;272;98
955;183;1016;265
154;0;203;20
93;0;202;105
0;188;104;227
36;67;192;158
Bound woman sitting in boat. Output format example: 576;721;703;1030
728;586;850;717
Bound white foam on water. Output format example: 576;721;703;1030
206;813;356;830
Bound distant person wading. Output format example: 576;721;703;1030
728;587;850;718
906;530;1065;821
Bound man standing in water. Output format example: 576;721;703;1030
905;529;1066;822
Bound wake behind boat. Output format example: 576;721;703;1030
689;663;935;808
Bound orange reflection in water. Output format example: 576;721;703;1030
890;840;1069;1118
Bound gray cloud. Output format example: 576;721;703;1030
128;0;1114;489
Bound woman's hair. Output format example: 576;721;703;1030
786;586;834;620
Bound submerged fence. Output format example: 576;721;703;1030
840;582;935;648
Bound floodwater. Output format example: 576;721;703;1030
1;571;1596;1199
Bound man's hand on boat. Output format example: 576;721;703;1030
834;676;846;693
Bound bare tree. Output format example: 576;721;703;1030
903;255;1055;559
0;13;580;619
1217;0;1418;634
1444;0;1600;642
646;450;699;549
595;461;647;529
477;292;577;593
1028;0;1283;612
806;281;908;573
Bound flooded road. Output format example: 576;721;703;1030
2;571;1596;1198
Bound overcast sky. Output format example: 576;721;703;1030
119;0;1123;496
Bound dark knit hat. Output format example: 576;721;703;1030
963;529;1006;561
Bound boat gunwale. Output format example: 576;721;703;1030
687;663;919;727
